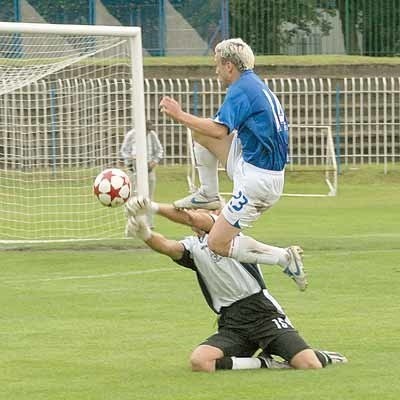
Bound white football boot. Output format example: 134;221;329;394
173;190;222;210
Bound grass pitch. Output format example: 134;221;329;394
1;165;400;400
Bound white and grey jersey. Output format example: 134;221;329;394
174;234;268;314
120;129;163;164
147;130;164;164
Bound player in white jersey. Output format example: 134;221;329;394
159;38;302;286
125;197;347;372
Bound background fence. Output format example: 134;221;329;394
1;0;400;56
1;77;399;170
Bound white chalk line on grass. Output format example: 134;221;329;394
320;233;400;239
3;248;399;285
4;267;181;284
306;248;400;257
39;267;182;282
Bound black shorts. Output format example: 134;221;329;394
200;291;310;361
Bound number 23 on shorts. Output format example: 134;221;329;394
229;190;248;211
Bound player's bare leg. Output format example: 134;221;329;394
290;349;323;369
190;345;224;372
191;345;290;372
208;215;308;291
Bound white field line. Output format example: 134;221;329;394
2;248;399;285
4;267;181;284
306;248;400;257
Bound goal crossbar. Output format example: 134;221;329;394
0;22;141;37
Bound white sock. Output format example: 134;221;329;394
193;142;219;198
229;235;289;266
231;357;262;370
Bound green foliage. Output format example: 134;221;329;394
0;0;15;22
230;0;336;54
231;0;400;56
28;0;89;24
337;0;400;56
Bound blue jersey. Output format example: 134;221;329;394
214;70;289;171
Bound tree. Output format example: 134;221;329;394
229;0;336;55
27;0;89;24
0;0;16;22
337;0;400;56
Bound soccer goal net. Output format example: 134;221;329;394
0;22;147;243
186;125;337;198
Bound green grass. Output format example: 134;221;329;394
144;54;400;66
4;54;400;68
1;165;400;400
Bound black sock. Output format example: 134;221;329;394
314;350;330;367
257;357;269;368
215;357;233;370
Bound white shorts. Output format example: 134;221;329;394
223;134;284;228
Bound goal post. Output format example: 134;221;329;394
0;22;148;243
284;124;337;197
186;125;337;198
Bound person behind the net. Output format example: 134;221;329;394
120;120;163;228
159;38;304;288
125;196;347;372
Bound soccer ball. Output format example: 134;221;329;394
93;168;131;207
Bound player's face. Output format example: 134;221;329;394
214;55;231;84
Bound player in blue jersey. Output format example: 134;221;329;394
124;196;347;372
159;38;306;289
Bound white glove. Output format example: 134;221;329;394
125;216;152;241
125;195;159;217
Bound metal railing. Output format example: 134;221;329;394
1;77;399;170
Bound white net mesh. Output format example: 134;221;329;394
0;29;138;241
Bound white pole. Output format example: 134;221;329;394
0;21;140;37
383;77;388;175
129;32;149;198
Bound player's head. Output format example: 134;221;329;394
214;38;255;74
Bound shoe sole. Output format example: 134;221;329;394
173;200;222;210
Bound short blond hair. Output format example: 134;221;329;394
214;38;255;72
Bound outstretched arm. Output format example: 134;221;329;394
144;231;184;261
126;217;184;260
157;203;215;233
125;197;215;233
